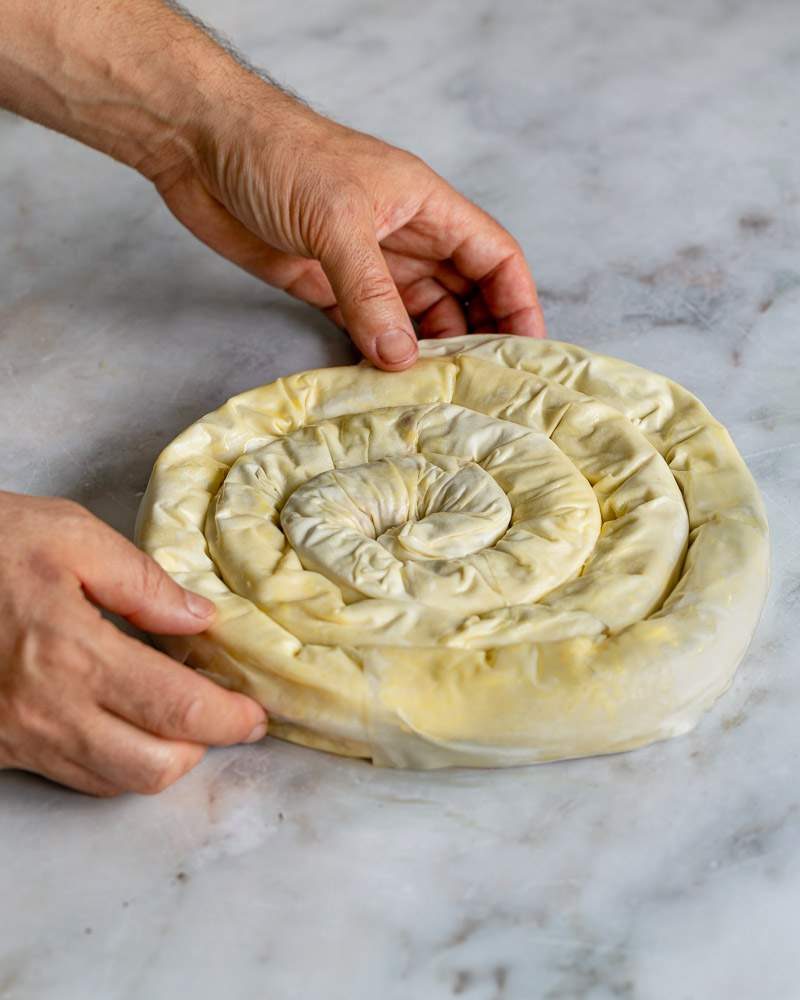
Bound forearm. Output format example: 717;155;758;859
0;0;290;181
0;0;545;368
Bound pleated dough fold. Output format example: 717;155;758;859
136;335;769;767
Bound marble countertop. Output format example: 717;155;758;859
1;1;799;997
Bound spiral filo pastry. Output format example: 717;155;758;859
135;335;769;768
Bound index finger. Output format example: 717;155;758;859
385;184;546;338
449;200;545;338
98;625;268;747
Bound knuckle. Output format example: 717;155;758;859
136;554;167;604
352;269;397;305
137;775;166;796
138;746;200;795
55;498;93;532
164;695;204;738
139;759;178;796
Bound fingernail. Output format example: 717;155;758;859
184;590;215;620
376;329;417;365
245;720;268;744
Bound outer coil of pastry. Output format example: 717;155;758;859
135;335;769;768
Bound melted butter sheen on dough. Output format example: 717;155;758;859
135;335;769;768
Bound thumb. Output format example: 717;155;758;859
318;208;418;371
66;515;215;634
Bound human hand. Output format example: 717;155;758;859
154;87;546;370
0;0;544;372
0;492;267;796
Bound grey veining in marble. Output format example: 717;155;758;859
1;1;799;997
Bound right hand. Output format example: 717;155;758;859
0;0;544;375
0;491;268;796
153;88;546;371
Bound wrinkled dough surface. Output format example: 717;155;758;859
136;335;769;768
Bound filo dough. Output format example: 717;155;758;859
135;335;769;768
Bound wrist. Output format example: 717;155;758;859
0;0;287;182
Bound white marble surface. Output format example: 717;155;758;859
1;1;799;997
